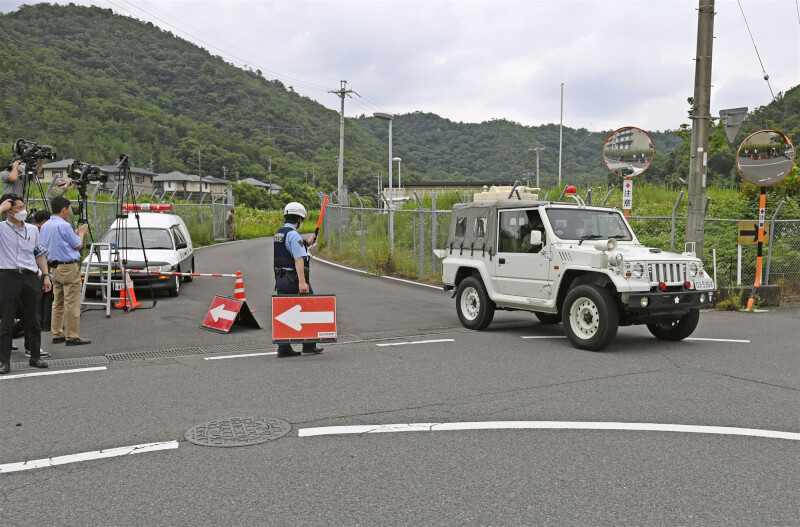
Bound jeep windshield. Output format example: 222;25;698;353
546;208;633;241
100;228;175;250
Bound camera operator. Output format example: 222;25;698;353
1;158;45;197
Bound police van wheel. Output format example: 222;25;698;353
168;274;181;297
184;259;194;283
646;309;700;341
456;277;494;330
563;284;618;351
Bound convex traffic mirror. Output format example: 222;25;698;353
603;126;655;178
736;129;795;187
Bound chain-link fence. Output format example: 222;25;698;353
321;196;800;301
26;195;234;245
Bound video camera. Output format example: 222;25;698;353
12;138;57;165
68;160;107;185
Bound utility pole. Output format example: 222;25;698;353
528;143;545;188
558;83;564;187
197;147;202;178
222;165;228;180
686;0;715;259
267;157;273;191
329;80;358;201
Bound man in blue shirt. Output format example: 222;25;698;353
273;201;323;358
40;196;91;347
0;194;52;374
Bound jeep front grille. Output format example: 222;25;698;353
648;262;685;285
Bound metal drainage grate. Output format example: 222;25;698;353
185;417;291;447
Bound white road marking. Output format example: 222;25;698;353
0;441;179;474
298;421;800;441
521;336;567;339
686;338;751;343
377;339;455;347
313;257;444;290
205;352;275;360
0;366;107;380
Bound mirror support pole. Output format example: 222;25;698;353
746;186;767;310
686;0;715;259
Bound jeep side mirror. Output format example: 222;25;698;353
176;242;188;249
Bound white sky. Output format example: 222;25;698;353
2;0;799;132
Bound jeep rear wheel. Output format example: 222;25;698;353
563;284;619;351
456;277;495;330
646;308;700;341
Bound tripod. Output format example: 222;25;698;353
18;160;50;217
111;154;157;311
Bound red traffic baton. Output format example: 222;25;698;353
314;194;329;237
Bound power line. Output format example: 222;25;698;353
736;0;775;100
99;0;332;93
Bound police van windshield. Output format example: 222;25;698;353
546;208;633;241
100;228;175;250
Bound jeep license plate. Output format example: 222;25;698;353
694;277;715;290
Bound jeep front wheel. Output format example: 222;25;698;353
563;284;619;351
456;277;495;330
646;309;700;341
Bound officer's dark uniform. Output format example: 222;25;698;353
274;224;320;356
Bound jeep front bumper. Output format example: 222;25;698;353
626;290;714;312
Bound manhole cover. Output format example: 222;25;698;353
185;417;291;447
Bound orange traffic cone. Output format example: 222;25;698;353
114;270;141;309
233;270;255;312
234;270;246;301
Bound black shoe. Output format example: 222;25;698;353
66;337;91;346
11;344;18;351
277;351;301;358
52;337;66;344
0;362;9;375
29;358;48;369
302;347;324;354
25;349;51;358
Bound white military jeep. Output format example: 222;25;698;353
440;197;715;351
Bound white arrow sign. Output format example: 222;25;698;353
275;305;334;331
210;304;237;322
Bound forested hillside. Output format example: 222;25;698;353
1;3;797;207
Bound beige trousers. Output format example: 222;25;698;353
51;263;82;340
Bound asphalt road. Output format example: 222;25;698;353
1;238;798;525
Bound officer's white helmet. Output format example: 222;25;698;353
284;202;307;219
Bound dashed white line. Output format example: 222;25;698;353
376;339;455;347
205;352;275;360
298;421;800;441
521;336;567;339
0;366;107;380
0;440;179;474
686;338;751;343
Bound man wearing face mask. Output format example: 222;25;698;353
0;194;52;374
1;159;45;197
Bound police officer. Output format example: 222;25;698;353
273;202;324;358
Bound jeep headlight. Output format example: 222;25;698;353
688;262;699;278
631;263;645;279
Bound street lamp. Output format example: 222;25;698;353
392;156;402;198
374;112;394;253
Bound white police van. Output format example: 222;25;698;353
81;204;195;297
